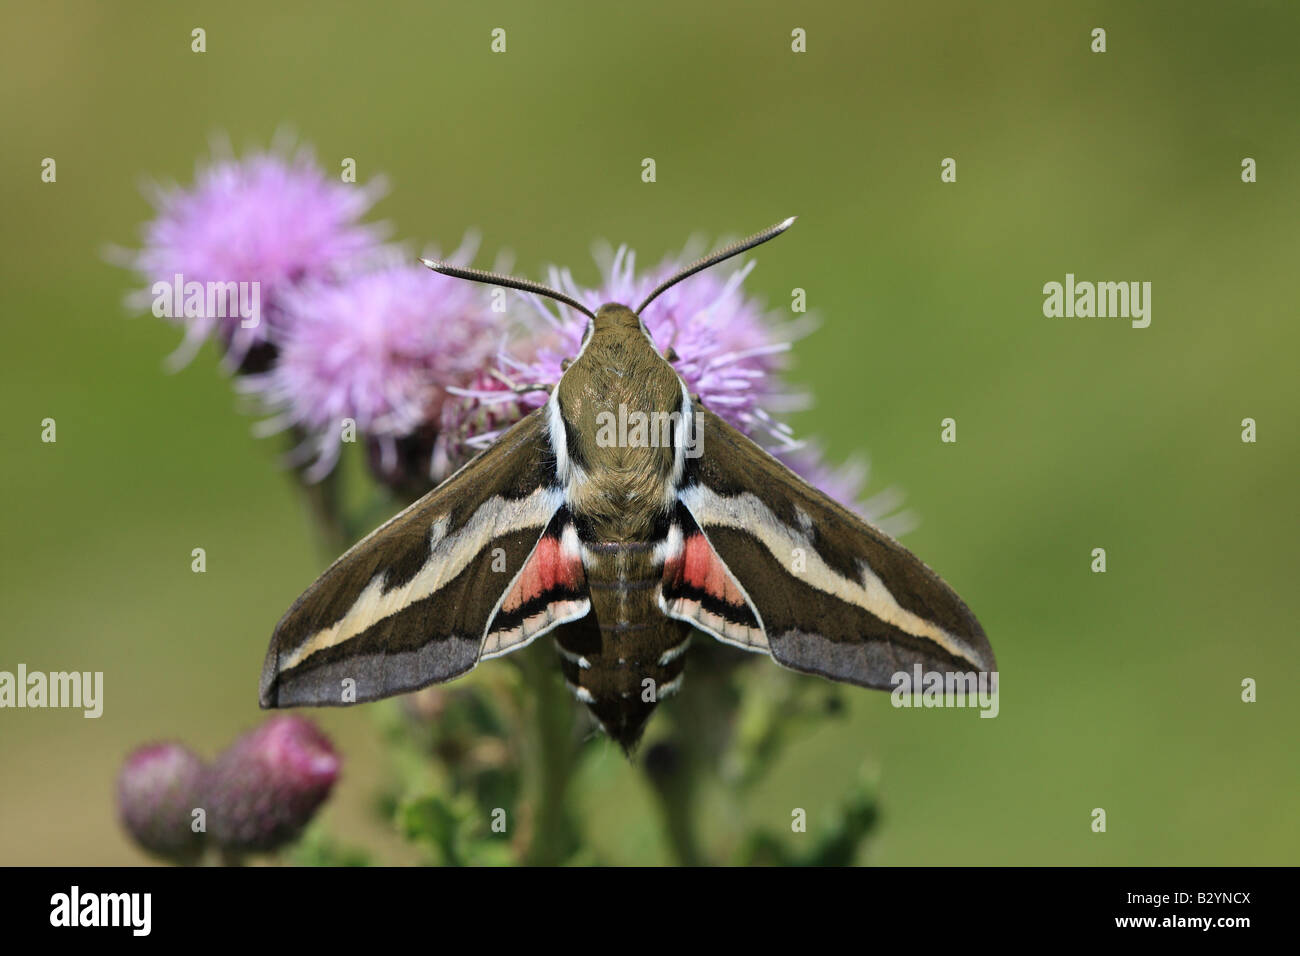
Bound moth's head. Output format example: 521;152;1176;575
592;303;642;333
420;216;796;342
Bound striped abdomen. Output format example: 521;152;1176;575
553;541;692;750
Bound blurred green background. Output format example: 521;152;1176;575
2;0;1296;865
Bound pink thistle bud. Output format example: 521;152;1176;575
117;742;206;864
205;716;340;854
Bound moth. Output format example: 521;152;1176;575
259;218;995;750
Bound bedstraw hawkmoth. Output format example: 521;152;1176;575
259;218;995;751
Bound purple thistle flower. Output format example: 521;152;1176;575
205;716;340;855
776;445;869;512
116;742;207;864
246;259;506;482
776;443;918;538
431;369;528;482
441;241;806;462
122;139;387;371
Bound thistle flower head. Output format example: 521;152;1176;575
116;742;206;864
205;716;339;855
431;369;529;481
777;443;917;537
546;246;796;431
247;260;506;482
776;445;870;515
441;241;804;462
125;140;387;369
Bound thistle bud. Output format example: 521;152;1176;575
117;742;206;864
206;716;340;854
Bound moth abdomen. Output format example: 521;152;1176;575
554;615;691;752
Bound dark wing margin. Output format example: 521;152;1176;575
679;408;995;689
259;408;582;708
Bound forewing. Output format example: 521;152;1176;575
260;408;578;707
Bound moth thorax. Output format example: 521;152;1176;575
556;311;686;536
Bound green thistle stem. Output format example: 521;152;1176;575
288;432;351;556
647;749;704;866
518;645;580;865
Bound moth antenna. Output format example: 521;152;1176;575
636;216;796;315
420;257;597;320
